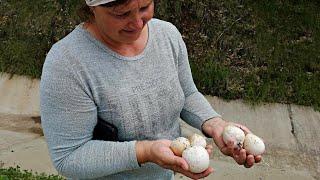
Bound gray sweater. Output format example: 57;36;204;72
40;18;220;179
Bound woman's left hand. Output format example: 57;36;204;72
202;117;262;168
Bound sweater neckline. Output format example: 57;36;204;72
77;20;154;61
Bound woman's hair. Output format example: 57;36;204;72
77;0;133;22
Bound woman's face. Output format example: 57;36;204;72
91;0;154;44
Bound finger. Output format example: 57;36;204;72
174;166;214;180
254;155;262;163
233;148;246;165
245;154;255;168
212;132;227;152
233;123;252;134
226;140;235;155
220;140;234;156
192;167;214;179
197;167;214;178
205;144;213;150
206;148;212;155
173;157;189;171
205;144;213;155
220;146;231;156
244;162;251;168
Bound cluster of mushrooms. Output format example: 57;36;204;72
170;125;265;173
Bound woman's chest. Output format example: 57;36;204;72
91;61;184;140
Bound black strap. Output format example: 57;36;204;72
92;117;119;141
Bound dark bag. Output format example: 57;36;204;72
92;117;119;141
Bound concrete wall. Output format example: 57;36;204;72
0;73;40;115
1;73;320;153
2;72;319;153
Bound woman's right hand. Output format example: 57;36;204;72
136;140;214;180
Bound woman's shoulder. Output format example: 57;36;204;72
45;24;92;65
43;27;79;70
149;18;174;27
51;24;89;52
149;18;181;36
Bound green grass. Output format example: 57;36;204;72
0;0;319;110
244;0;320;109
0;0;80;78
0;166;64;180
156;0;320;110
248;0;320;109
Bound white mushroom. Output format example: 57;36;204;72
182;146;210;173
170;137;190;157
189;133;207;148
222;125;245;149
243;133;265;156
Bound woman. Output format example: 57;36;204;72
40;0;262;179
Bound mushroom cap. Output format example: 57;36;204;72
244;133;265;156
222;125;245;149
182;146;210;173
189;133;207;148
170;137;190;156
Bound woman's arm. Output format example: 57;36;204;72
172;26;221;130
40;50;140;179
172;25;262;168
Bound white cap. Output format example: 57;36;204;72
85;0;117;6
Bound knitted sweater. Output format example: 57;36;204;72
40;18;220;179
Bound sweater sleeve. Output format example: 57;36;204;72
174;29;222;130
40;48;140;179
